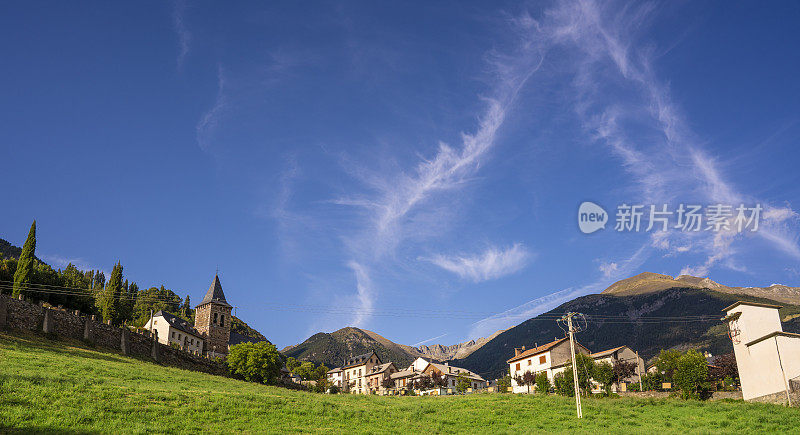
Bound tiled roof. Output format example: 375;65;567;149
153;310;202;338
343;350;380;368
197;275;232;308
390;369;418;379
590;346;627;358
427;362;486;382
507;337;569;363
367;362;395;375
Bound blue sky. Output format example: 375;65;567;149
2;1;799;349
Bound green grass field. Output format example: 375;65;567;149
1;331;798;434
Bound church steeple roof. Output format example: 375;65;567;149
197;274;232;308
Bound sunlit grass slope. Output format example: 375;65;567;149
1;331;798;433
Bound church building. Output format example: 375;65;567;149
195;274;233;358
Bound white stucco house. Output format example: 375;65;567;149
722;301;800;403
507;337;591;393
143;310;204;354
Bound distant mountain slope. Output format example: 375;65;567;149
415;329;506;361
281;327;429;368
230;315;269;343
0;237;44;263
453;287;800;380
603;272;800;305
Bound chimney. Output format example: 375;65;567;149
444;362;449;366
514;345;526;356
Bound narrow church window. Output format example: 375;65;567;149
213;313;218;324
220;314;225;327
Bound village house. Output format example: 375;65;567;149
722;301;800;403
365;362;397;394
143;310;204;354
588;346;645;392
326;367;343;389
341;351;382;394
507;337;591;393
422;361;487;390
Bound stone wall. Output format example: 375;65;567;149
0;293;226;376
749;390;800;406
618;390;744;401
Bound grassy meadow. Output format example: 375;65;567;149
1;330;798;433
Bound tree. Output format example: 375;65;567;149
227;342;283;384
12;221;36;298
674;349;710;399
455;373;471;393
553;372;573;396
612;360;638;388
535;371;551;395
314;364;329;381
181;295;191;318
295;361;317;380
286;357;300;372
655;349;682;383
592;361;614;395
431;374;447;389
98;262;123;324
382;376;395;389
522;370;536;394
566;353;596;395
497;375;512;392
417;375;434;390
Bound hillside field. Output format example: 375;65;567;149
1;331;799;433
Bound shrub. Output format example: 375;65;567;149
535;372;550;395
497;375;512;392
592;362;614;395
227;342;283;385
553;372;573;397
455;373;471;393
673;349;709;399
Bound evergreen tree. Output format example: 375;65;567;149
181;295;191;318
101;262;123;324
12;221;36;297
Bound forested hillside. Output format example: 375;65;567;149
0;228;266;342
453;288;800;380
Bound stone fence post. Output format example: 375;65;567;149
42;307;54;334
83;317;94;342
120;328;130;355
0;295;7;328
151;338;160;362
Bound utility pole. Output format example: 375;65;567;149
149;309;154;335
565;313;583;419
636;351;643;392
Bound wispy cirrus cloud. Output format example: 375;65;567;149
196;65;228;151
323;24;547;327
469;244;650;338
423;244;532;283
172;0;191;71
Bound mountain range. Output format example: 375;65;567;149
284;272;800;379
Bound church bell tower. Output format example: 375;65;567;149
195;274;232;358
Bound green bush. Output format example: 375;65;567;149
592;361;614;395
553;372;573;397
535;372;550;395
227;341;283;385
673;349;709;399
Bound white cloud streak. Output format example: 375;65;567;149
172;0;191;71
196;65;228;151
423;244;531;283
330;26;547;326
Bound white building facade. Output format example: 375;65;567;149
143;310;204;354
723;301;800;403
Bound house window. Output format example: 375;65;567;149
515;363;520;371
528;359;532;366
539;355;546;364
171;331;175;338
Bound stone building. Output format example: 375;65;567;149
143;310;204;354
195;275;233;358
